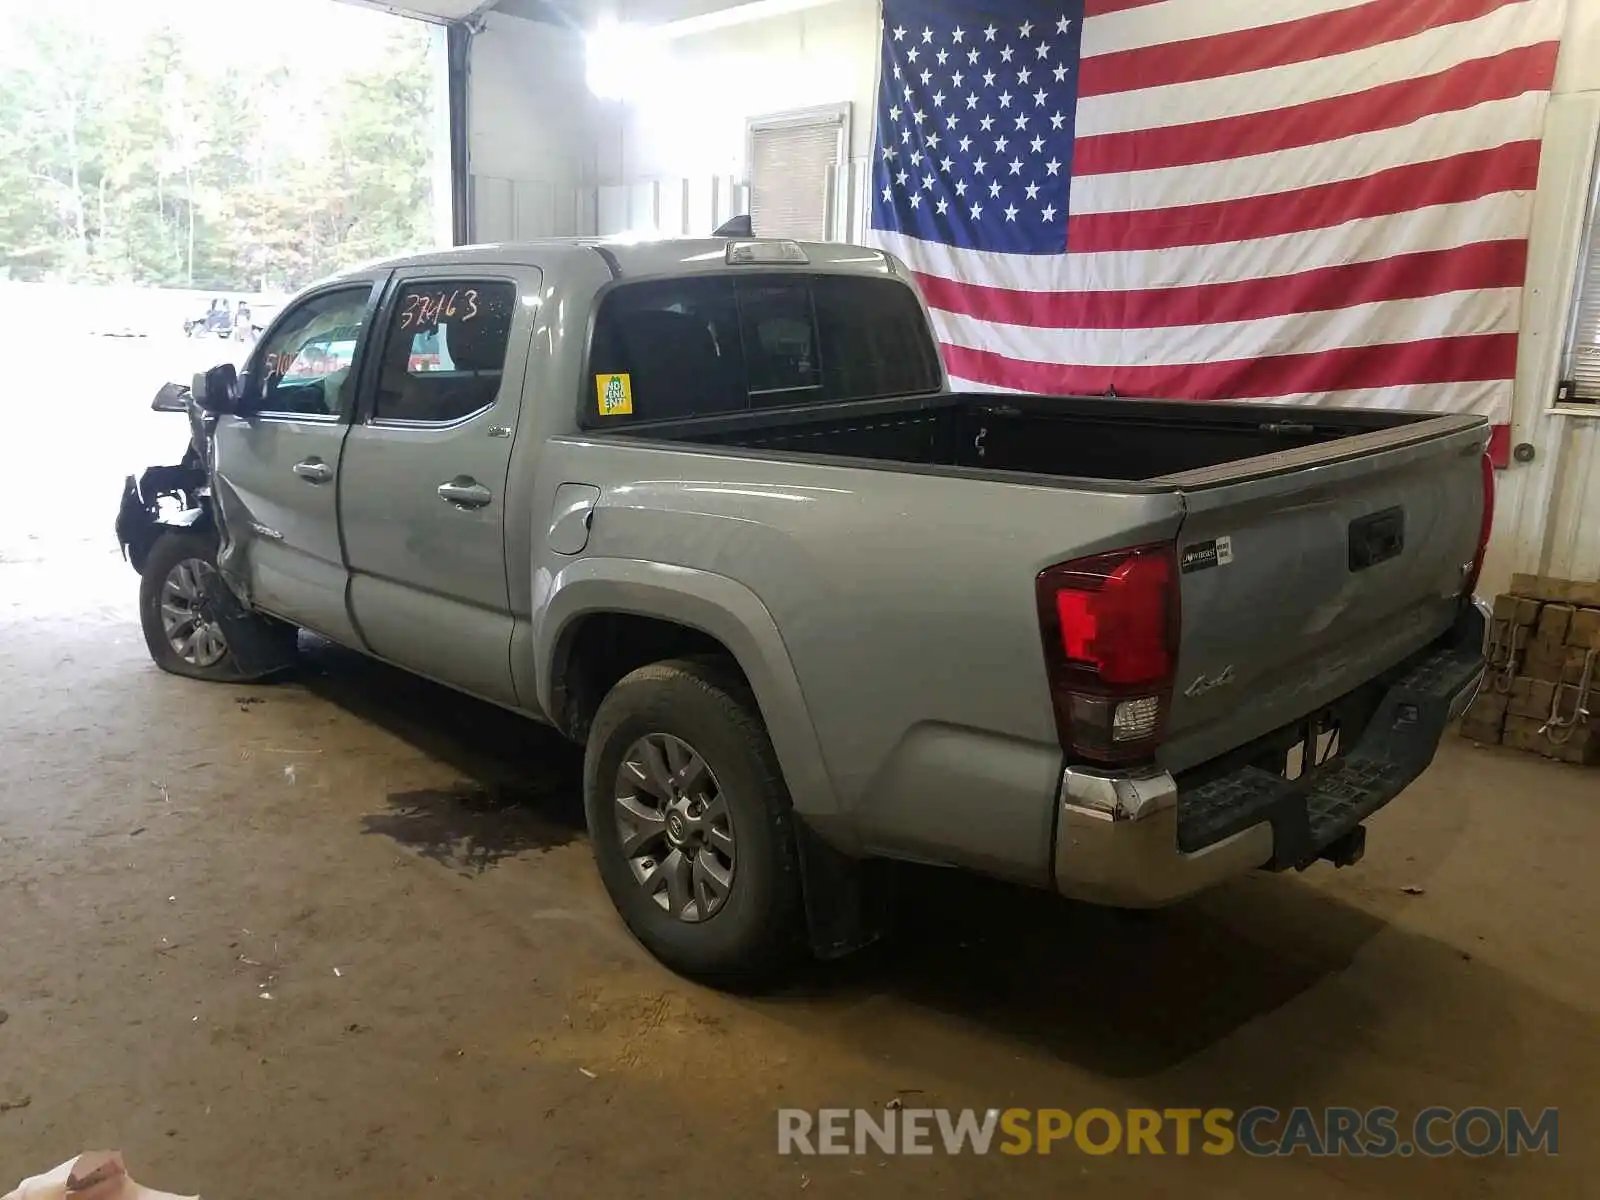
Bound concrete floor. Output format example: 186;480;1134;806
1;546;1596;1198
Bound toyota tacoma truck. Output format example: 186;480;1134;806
116;236;1492;984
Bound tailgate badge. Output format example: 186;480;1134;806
1184;665;1236;698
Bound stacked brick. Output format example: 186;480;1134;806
1460;575;1600;766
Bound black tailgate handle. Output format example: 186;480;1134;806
1349;506;1405;571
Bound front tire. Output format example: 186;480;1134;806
138;531;285;682
584;658;804;986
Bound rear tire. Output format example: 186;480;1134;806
584;658;804;987
138;531;291;682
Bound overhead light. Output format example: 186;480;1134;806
585;19;667;101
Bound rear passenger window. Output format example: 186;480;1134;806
372;281;517;424
585;273;941;424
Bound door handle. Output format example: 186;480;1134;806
292;459;333;484
437;479;492;509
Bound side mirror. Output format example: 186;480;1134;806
151;382;190;413
190;363;240;415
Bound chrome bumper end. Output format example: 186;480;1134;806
1053;765;1273;908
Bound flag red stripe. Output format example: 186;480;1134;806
1083;0;1166;14
914;239;1529;330
942;332;1520;398
1078;0;1521;98
1073;42;1559;176
1065;142;1541;254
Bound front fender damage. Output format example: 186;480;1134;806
115;457;211;574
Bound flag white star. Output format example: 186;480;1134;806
936;48;948;65
1037;42;1051;59
907;47;919;62
893;25;905;40
926;131;940;148
900;129;910;143
1045;157;1061;175
958;135;972;152
1000;45;1014;62
945;113;959;130
1034;88;1048;107
967;48;979;64
998;91;1012;108
1005;203;1019;221
1041;203;1058;221
952;26;964;43
909;193;921;208
1056;16;1071;34
995;135;1009;153
971;202;984;218
893;64;901;79
973;156;987;174
881;146;896;161
1050;110;1066;130
1017;67;1032;85
952;70;964;87
1009;158;1023;175
940;155;953;172
903;84;912;101
1030;135;1044;154
923;174;934;190
895;169;908;185
920;69;932;85
881;185;891;200
913;109;926;125
982;69;996;87
910;149;923;165
1053;63;1068;82
966;93;979;109
1025;182;1040;199
988;180;1002;198
954;179;968;196
889;105;901;121
936;197;949;214
1014;113;1029;130
1020;21;1033;38
932;90;945;106
921;27;932;43
979;115;995;131
984;24;997;40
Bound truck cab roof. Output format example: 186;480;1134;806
346;237;902;283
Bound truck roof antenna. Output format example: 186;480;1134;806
713;215;753;238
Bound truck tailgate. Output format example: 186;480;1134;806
1158;415;1490;776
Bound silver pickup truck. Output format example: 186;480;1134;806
117;236;1492;984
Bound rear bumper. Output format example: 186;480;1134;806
1053;603;1487;907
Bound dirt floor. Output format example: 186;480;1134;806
0;547;1595;1198
2;330;1598;1197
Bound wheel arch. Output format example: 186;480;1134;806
535;558;842;826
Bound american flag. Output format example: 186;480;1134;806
868;0;1567;455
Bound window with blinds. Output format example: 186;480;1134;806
1565;178;1600;405
747;108;848;242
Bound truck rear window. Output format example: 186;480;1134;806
585;273;942;424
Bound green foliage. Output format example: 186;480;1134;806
0;11;439;290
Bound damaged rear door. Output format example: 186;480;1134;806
211;278;384;646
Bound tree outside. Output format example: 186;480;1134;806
0;0;442;293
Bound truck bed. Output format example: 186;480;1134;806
612;391;1452;484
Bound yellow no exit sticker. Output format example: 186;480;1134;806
596;373;633;416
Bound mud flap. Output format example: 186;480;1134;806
793;819;896;960
201;573;296;679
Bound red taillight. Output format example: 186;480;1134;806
1463;450;1496;599
1037;544;1180;765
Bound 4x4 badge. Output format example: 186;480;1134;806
1184;665;1236;697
